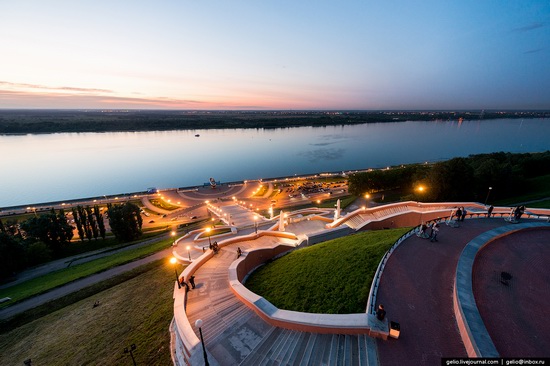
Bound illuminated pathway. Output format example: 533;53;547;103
170;203;550;365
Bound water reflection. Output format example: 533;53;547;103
0;118;549;206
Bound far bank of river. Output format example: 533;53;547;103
1;118;549;207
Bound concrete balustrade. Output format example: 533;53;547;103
228;246;390;339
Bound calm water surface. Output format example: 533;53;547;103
1;118;549;207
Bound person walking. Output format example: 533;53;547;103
237;247;242;258
487;205;494;218
430;222;440;242
189;275;196;289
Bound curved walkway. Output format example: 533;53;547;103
473;227;550;357
183;235;380;365
376;219;509;365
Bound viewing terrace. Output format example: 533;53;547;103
169;201;550;365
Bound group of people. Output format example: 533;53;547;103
417;221;440;242
209;241;220;254
454;207;467;222
181;275;196;291
511;205;526;221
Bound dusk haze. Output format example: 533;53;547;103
1;0;550;110
1;2;550;366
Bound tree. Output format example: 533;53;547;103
72;207;85;241
86;206;98;240
427;158;475;201
0;232;27;280
94;205;106;239
107;202;143;242
20;208;74;255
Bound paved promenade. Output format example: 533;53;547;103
375;218;550;365
183;235;381;365
473;228;550;357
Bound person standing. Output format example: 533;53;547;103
487;205;494;218
430;222;439;242
460;207;467;222
376;304;386;321
455;207;462;221
189;275;196;289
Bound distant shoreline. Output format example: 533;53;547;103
1;110;548;135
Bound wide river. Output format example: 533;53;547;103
1;118;549;207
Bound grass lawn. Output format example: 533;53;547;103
149;198;180;211
245;227;411;314
524;199;550;209
494;174;550;206
253;184;268;197
318;195;357;209
0;237;173;309
0;261;175;365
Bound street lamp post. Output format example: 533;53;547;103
365;193;370;209
123;344;137;366
205;227;212;246
171;231;176;246
186;245;191;261
170;257;181;289
195;319;210;366
417;186;426;224
254;215;258;234
484;187;493;205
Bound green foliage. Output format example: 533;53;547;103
245;228;410;314
20;209;74;255
0;237;173;308
25;241;52;267
72;207;84;240
0;233;27;280
0;261;174;365
348;165;430;196
149;198;179;211
318;195;357;209
94;205;106;239
348;151;550;203
107;202;143;242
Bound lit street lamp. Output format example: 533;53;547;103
417;186;427;224
170;257;181;289
186;245;191;261
365;193;370;209
205;227;212;246
485;187;493;205
195;319;210;366
171;231;176;246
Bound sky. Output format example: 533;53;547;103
0;1;549;110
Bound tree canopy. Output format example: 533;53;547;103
107;202;143;242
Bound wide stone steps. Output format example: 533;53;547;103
239;328;376;366
185;236;379;365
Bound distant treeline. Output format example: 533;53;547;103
0;110;548;134
348;151;550;203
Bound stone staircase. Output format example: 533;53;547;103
241;330;379;366
184;237;380;366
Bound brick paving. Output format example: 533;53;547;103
472;228;550;357
376;218;509;366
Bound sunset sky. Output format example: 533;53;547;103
1;1;549;110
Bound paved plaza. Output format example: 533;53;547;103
172;205;550;365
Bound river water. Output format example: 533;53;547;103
1;118;549;207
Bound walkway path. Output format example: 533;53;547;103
184;235;379;366
473;228;550;356
0;235;170;290
375;218;515;365
0;247;174;320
